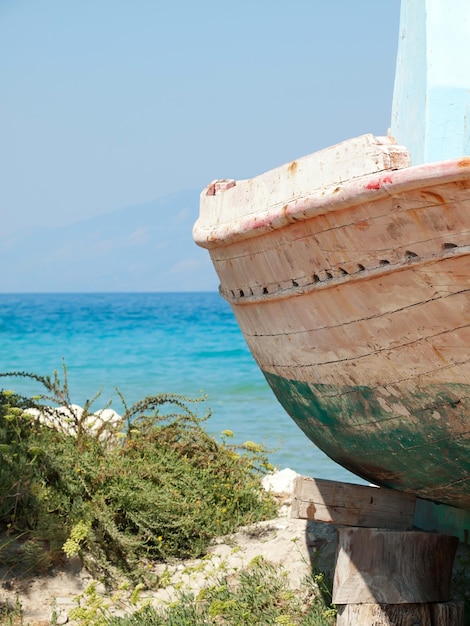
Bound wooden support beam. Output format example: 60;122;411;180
333;527;459;626
333;528;458;605
337;603;430;625
292;475;470;543
291;476;466;626
431;601;465;625
292;476;416;529
291;477;464;625
337;602;464;626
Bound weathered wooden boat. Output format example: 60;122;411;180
193;0;470;513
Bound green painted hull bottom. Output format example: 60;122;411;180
263;371;470;511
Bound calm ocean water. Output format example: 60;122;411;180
0;292;363;483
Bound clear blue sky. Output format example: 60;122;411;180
1;1;400;240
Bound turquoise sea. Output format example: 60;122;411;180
0;292;362;483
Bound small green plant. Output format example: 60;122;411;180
0;596;24;626
63;520;93;558
197;556;335;625
71;556;336;626
68;581;152;626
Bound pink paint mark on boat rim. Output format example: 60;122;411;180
365;175;394;190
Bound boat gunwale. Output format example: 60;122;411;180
194;157;470;249
218;245;470;305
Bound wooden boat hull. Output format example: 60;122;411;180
235;252;470;510
194;136;470;510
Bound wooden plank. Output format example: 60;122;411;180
336;603;431;626
336;601;464;626
291;476;416;530
291;475;470;543
333;528;458;605
431;601;465;625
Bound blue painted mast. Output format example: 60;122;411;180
391;0;470;542
390;0;470;165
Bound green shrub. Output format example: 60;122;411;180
0;367;278;585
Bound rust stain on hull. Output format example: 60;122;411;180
287;160;298;175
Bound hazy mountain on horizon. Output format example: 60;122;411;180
1;189;219;293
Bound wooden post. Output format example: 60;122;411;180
333;527;460;626
337;603;430;625
336;602;465;625
431;602;465;624
291;477;465;625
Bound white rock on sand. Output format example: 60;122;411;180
262;467;299;493
0;469;338;625
24;405;122;441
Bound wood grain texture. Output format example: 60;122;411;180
337;603;431;626
291;476;416;530
194;134;410;248
336;601;464;626
333;528;458;605
430;601;465;625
